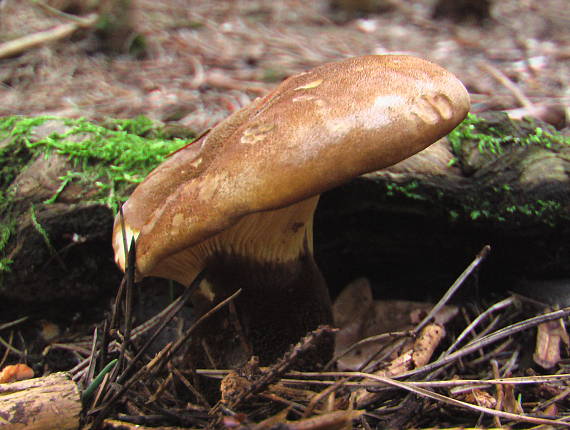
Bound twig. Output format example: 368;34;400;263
443;297;515;356
491;359;503;428
81;326;99;386
350;371;570;427
400;306;570;380
478;61;534;109
30;0;95;25
361;337;408;373
302;376;351;418
468;338;514;366
0;13;98;59
172;368;211;409
217;325;336;412
89;287;241;430
324;330;409;371
414;245;490;335
150;287;242;378
193;369;570;388
112;237;137;387
533;386;570;414
0;332;14;369
116;274;201;386
0;317;29;332
0;335;25;357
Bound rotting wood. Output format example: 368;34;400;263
316;113;570;298
0;372;81;430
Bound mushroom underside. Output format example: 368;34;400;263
134;196;334;367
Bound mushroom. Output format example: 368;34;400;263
112;55;470;368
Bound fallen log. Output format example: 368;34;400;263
316;112;570;299
0;372;81;430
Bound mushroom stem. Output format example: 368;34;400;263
181;196;333;367
194;247;333;367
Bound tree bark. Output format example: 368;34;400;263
0;372;81;430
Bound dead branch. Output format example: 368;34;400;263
0;372;81;430
0;13;98;59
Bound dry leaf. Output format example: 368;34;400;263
39;319;61;342
333;279;456;371
353;318;450;407
501;384;524;414
456;388;497;409
333;278;375;371
286;410;364;430
268;382;318;403
253;409;363;430
252;408;290;430
333;278;373;329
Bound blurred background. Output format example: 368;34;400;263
1;0;568;132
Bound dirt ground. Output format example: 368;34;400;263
1;0;568;133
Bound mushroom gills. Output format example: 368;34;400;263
137;195;333;367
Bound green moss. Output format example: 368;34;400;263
1;115;189;210
448;113;570;163
377;114;569;226
385;180;424;200
504;200;561;219
0;222;13;271
448;183;563;226
29;204;56;255
443;113;569;225
0;115;190;273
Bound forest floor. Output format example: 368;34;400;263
1;0;568;132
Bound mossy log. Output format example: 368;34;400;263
0;372;81;430
1;113;569;313
0;116;188;318
315;113;570;300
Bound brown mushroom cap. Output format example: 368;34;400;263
113;55;470;284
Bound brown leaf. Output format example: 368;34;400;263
334;291;456;371
287;410;364;430
543;402;558;417
252;409;363;430
501;384;524;415
456;388;497;409
332;278;373;329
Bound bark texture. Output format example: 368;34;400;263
0;372;81;430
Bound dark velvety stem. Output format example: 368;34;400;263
191;250;333;369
